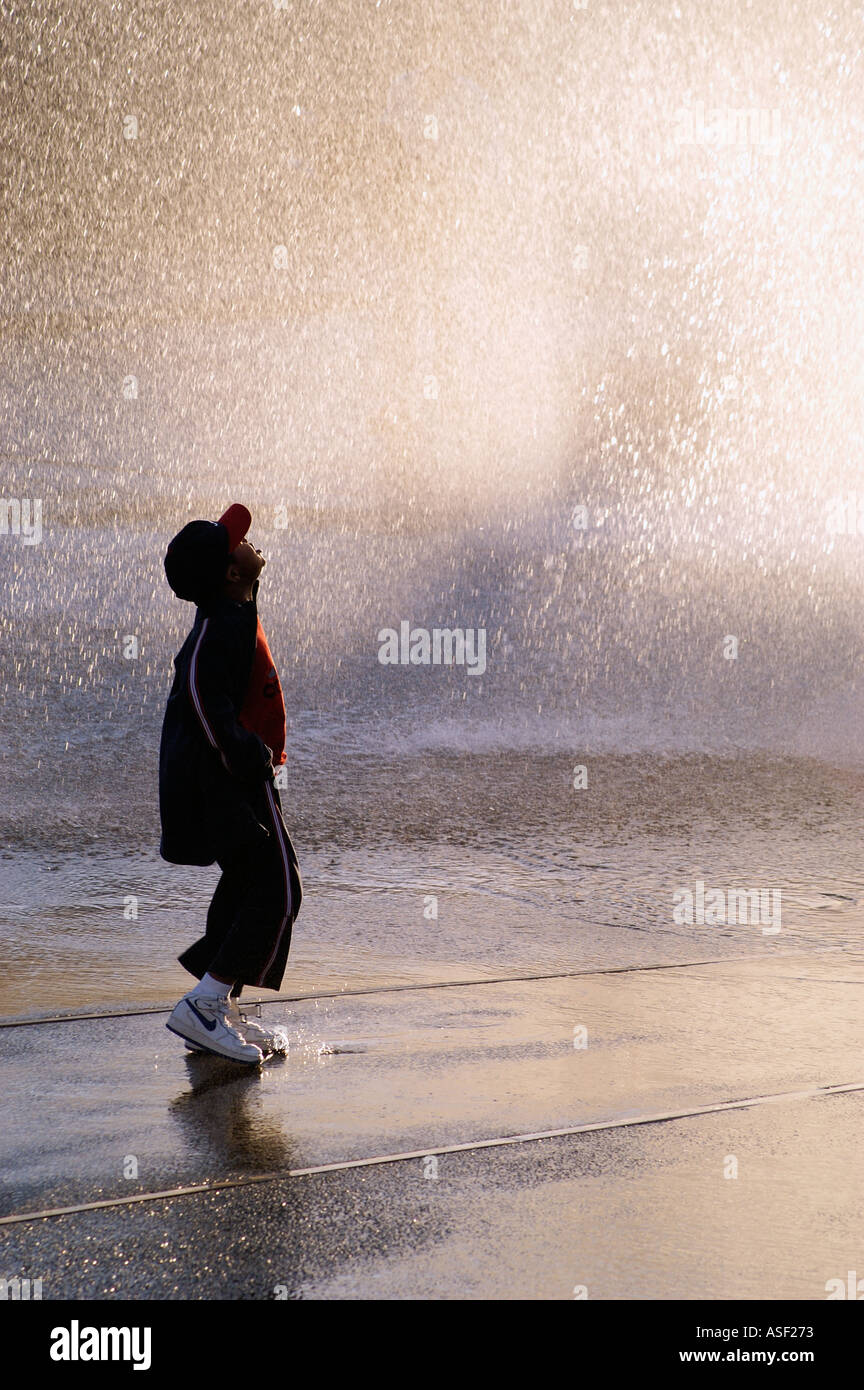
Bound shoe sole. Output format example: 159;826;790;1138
183;1037;281;1058
166;1021;263;1065
183;1018;288;1057
185;1038;284;1055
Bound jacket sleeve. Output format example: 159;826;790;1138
187;619;274;784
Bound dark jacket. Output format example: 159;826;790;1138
159;578;276;866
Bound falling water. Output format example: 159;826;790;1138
2;1;864;1012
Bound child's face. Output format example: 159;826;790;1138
226;537;266;585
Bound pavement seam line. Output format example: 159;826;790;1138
2;1077;863;1228
0;948;847;1029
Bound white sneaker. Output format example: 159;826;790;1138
179;998;289;1057
167;992;264;1065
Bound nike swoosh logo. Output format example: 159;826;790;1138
186;999;218;1032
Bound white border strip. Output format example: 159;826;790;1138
3;1078;863;1227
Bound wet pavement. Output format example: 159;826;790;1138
2;951;864;1299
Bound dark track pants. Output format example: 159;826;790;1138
177;780;302;994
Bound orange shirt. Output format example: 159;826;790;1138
237;617;286;766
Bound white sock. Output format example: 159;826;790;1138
193;972;233;999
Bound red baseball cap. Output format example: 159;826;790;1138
217;503;252;553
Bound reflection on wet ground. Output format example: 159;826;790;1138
3;952;863;1214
